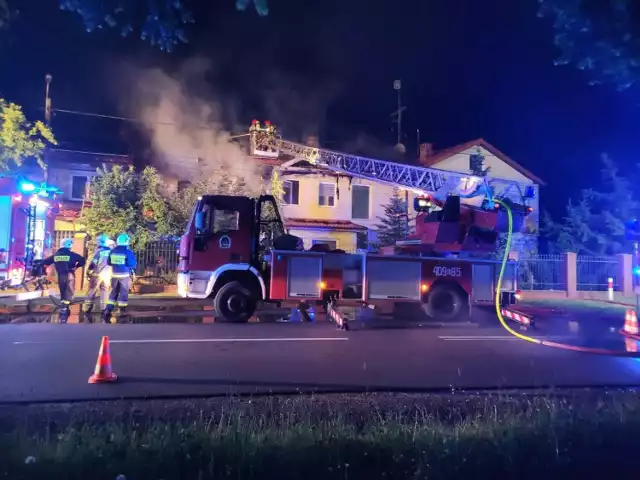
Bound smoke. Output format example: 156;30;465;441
119;58;262;194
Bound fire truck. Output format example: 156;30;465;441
0;176;61;287
176;122;534;323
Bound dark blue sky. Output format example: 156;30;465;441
0;0;638;218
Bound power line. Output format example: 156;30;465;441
51;108;250;138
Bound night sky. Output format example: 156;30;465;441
0;0;638;220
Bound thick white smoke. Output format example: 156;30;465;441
122;58;262;195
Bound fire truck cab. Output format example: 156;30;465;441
177;193;520;323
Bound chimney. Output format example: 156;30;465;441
418;143;434;165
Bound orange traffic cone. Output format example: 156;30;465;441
623;309;639;336
88;336;118;384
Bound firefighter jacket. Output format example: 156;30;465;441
87;246;112;276
107;245;137;278
43;248;86;276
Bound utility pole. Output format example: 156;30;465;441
391;80;406;154
43;74;53;183
44;74;52;125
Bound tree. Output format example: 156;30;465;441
0;98;56;172
542;155;640;255
374;188;409;248
81;165;173;249
538;0;640;90
24;0;269;51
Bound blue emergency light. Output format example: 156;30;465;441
633;266;640;277
18;180;36;193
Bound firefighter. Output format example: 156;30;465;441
42;238;86;323
101;233;137;324
82;234;112;314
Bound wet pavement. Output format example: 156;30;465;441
1;300;640;402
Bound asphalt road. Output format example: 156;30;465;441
1;307;640;403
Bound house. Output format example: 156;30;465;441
261;137;542;253
45;148;132;243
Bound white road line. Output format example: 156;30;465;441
438;335;570;341
13;337;349;345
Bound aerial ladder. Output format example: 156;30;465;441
247;120;535;253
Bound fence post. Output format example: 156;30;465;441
618;253;633;297
564;252;577;298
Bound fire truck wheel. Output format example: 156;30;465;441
214;281;257;323
425;284;468;322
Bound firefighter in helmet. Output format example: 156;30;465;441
101;233;137;324
42;238;86;322
82;233;113;314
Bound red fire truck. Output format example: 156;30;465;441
177;192;525;323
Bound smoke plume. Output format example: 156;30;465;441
120;58;262;194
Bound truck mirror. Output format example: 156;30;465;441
195;212;206;230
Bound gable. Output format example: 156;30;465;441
422;140;544;185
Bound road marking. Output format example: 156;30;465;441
13;337;349;345
438;335;570;341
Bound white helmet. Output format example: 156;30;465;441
60;238;73;249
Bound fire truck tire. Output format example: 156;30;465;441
213;281;257;323
424;284;469;322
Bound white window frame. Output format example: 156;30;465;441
351;184;370;220
70;175;90;201
282;180;300;205
312;239;338;250
318;182;336;207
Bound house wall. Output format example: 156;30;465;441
280;173;414;229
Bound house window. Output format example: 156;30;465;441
351;185;370;219
356;231;368;250
282;180;300;205
319;182;335;207
71;176;89;200
312;239;337;250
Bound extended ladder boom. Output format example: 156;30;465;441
248;122;530;203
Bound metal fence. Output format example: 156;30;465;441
576;255;618;291
134;240;180;283
517;254;566;291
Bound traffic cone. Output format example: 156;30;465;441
623;309;639;336
88;336;118;384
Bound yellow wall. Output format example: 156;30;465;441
54;219;85;232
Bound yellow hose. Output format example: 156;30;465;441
494;199;543;345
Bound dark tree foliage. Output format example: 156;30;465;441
542;155;640;255
538;0;640;90
58;0;268;51
374;188;409;248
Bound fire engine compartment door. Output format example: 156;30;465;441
287;255;323;299
366;258;421;300
472;263;494;304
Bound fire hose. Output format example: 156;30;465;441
494;199;640;356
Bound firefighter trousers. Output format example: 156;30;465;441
105;275;131;310
83;274;108;312
58;272;75;307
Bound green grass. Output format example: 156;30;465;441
2;391;640;479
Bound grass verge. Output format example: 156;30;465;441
2;391;640;479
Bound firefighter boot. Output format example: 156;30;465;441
59;306;70;324
101;305;115;324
